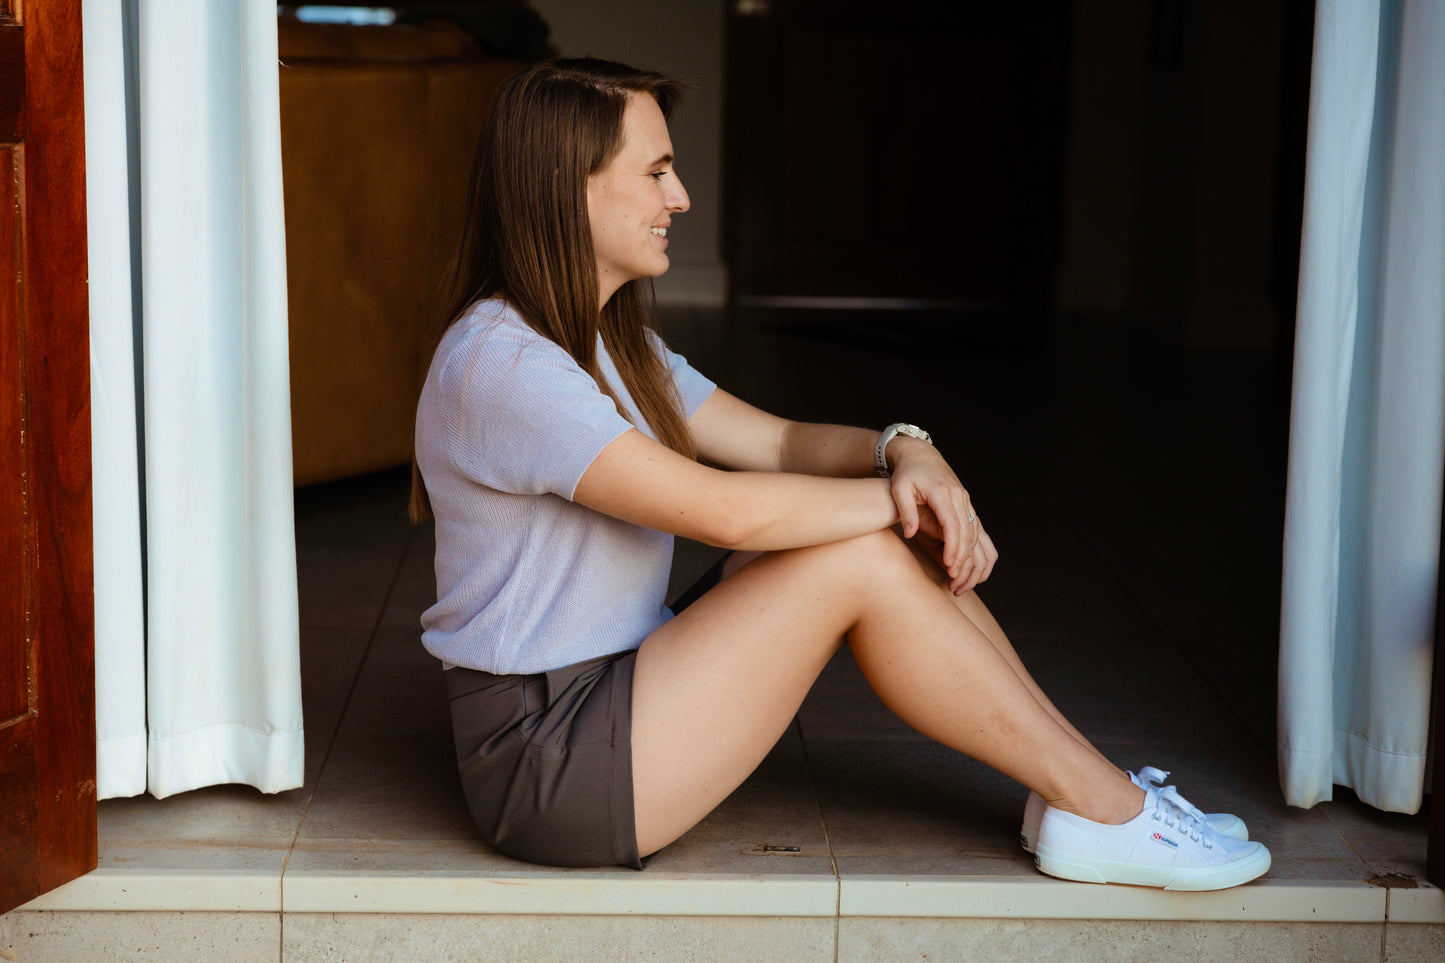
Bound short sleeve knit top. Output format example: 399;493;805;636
413;299;717;673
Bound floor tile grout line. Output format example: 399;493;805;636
1379;894;1388;962
281;522;419;903
792;714;843;960
1316;802;1383;880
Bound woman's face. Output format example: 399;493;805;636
587;93;690;306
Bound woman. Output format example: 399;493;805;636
412;58;1270;890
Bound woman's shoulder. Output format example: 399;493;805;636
445;298;530;345
431;300;590;395
438;301;557;364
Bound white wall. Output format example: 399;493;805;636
530;0;728;306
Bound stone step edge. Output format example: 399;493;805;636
19;869;1444;923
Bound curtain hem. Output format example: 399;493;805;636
1278;743;1334;809
97;732;148;800
1333;725;1427;814
147;723;305;799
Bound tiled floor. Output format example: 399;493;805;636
11;308;1442;960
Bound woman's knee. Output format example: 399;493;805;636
799;527;934;590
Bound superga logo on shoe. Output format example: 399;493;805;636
1152;831;1179;848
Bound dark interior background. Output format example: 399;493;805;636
724;0;1315;357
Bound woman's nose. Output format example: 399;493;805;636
668;175;690;213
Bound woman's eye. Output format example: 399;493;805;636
650;170;668;180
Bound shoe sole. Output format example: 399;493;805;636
1034;843;1271;891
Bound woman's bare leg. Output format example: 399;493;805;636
955;591;1126;775
899;540;1126;777
631;529;1142;856
738;541;1119;774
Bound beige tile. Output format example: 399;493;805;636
96;843;289;874
99;784;310;848
294;470;417;632
283;912;835;962
285;835;531;875
297;731;474;841
0;909;279;962
283;871;837;916
805;737;1023;860
837;917;1384;963
1386;921;1445;961
1388;884;1445;924
649;844;840;878
297;547;408;629
836;853;1035;877
17;869;279;912
292;468;414;547
378;525;437;630
334;626;451;738
300;625;374;781
1264;856;1381;882
1319;791;1431;872
838;876;1385;922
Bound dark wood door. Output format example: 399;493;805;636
0;0;97;914
724;0;1071;304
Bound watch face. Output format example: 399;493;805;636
897;424;931;444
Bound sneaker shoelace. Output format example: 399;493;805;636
1149;789;1214;849
1136;767;1216;829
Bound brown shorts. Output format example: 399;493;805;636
447;650;642;869
446;555;728;869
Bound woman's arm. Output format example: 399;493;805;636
573;427;900;551
686;390;986;583
576;388;997;591
687;389;880;477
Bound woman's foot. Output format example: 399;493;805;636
1033;787;1271;891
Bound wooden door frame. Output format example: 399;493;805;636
0;0;97;914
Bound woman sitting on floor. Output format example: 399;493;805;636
410;57;1270;891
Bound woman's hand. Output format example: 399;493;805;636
888;438;997;592
913;509;999;594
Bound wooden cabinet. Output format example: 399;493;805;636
279;18;519;484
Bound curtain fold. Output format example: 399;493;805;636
88;0;304;800
84;0;147;800
1278;0;1444;814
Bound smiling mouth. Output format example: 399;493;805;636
650;227;668;237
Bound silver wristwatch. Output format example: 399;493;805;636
874;423;932;477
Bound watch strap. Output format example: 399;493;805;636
874;423;932;477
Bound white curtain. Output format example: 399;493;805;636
85;0;304;799
85;0;147;800
1278;0;1445;814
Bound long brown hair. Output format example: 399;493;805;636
410;58;696;522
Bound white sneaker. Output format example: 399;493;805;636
1034;787;1271;891
1018;767;1248;854
1019;789;1049;853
